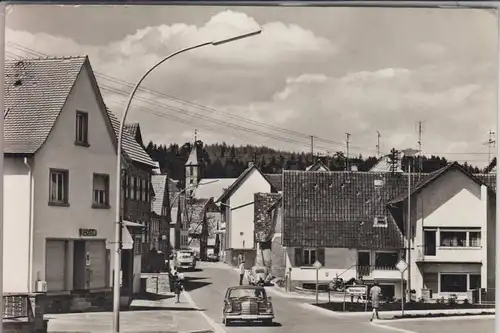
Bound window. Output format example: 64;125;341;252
469;232;481;247
124;176;129;199
189;166;193;176
440;231;467;247
303;249;317;266
133;177;138;200
92;173;110;208
49;169;69;205
440;274;467;293
75;111;89;146
139;178;143;201
373;216;388;227
440;229;481;247
127;175;131;199
375;252;399;269
469;274;481;290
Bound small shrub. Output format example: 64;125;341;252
417;297;425;303
436;297;446;304
463;298;470;305
447;295;458;306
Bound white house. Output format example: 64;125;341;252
216;162;277;267
389;164;496;300
3;56;124;311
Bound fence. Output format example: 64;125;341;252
3;293;34;320
470;288;495;305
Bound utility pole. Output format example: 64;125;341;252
194;128;198;142
345;133;351;171
417;121;423;177
485;130;496;166
376;131;381;158
310;135;314;162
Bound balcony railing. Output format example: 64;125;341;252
3;293;34;321
357;265;398;277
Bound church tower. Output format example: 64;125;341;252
185;129;200;194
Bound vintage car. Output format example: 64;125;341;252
207;253;220;262
248;266;272;286
222;286;274;326
173;250;197;271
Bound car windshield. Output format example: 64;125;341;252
178;252;193;258
228;288;266;299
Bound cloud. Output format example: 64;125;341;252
5;8;497;167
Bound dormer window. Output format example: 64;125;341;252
374;216;388;227
75;111;89;146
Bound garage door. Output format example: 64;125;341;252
87;240;107;289
45;240;66;292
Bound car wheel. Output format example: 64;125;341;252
224;319;231;326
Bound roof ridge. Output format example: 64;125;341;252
6;55;88;62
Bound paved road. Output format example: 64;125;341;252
380;317;494;333
184;262;391;333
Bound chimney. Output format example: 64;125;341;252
248;162;254;168
350;165;358;172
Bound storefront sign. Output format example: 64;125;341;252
79;228;97;237
346;285;368;296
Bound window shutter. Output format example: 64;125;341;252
294;248;302;267
318;248;325;266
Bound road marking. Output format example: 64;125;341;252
370;321;418;333
183;290;227;333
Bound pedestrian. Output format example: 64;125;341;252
239;261;246;285
369;281;382;322
173;271;182;303
238;253;243;266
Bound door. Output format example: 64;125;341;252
87;240;107;289
424;230;437;256
73;240;86;290
45;240;66;292
357;251;370;277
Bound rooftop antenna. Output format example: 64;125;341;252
484;130;496;166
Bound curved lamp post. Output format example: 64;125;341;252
112;30;260;333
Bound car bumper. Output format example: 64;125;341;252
225;313;274;320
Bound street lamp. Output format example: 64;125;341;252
112;30;260;333
401;148;419;302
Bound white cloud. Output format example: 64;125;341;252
5;8;497;167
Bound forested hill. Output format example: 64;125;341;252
145;141;483;182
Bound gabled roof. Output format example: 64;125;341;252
151;174;169;217
186;143;199;166
306;160;330;171
106;109;157;168
264;174;282;191
192;178;237;200
370;155;403;173
4;56;115;154
389;162;493;204
216;164;276;202
124;123;144;147
282;170;428;249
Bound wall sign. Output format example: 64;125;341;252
79;228;97;237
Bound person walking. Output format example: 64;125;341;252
239;261;246;285
369;281;382;322
173;272;182;303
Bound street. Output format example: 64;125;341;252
183;262;494;333
184;262;394;333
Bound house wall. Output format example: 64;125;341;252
410;169;488;299
31;64;117;292
3;157;32;293
228;169;271;250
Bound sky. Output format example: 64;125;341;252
5;4;499;167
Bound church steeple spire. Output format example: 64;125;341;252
185;129;200;192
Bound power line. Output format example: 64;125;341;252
5;42;376;155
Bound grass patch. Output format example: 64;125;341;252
314;301;494;313
392;311;494;320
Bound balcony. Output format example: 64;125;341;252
357;265;402;280
416;245;483;263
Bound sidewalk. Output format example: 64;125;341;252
47;292;215;333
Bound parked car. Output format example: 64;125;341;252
207;253;220;262
248;266;272;286
174;250;197;271
222;285;274;326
